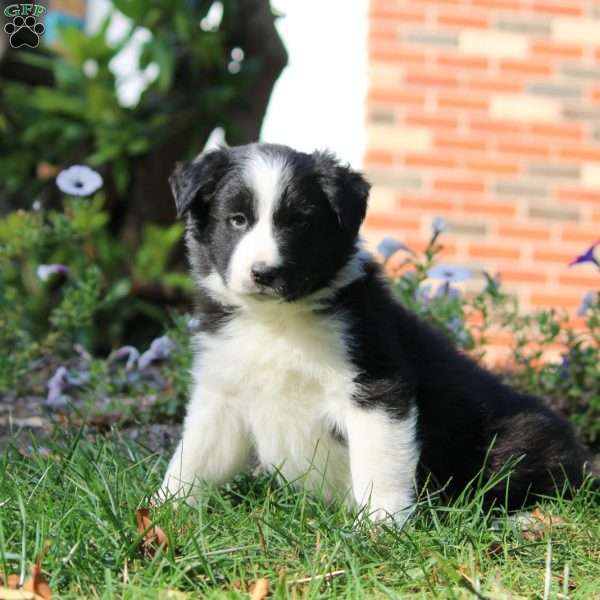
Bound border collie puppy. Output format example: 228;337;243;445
159;143;595;524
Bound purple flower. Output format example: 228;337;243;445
576;291;597;317
37;264;70;281
377;237;413;261
138;335;176;370
46;366;90;408
109;345;140;371
448;316;463;335
432;216;448;235
447;316;470;345
559;354;571;380
415;283;432;307
435;283;462;299
427;264;471;284
46;367;70;408
569;240;600;268
56;165;103;196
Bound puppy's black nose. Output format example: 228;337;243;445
251;262;278;287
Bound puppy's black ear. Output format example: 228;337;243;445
169;148;230;217
313;151;370;237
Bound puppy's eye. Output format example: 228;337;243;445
275;211;311;229
228;213;248;230
289;213;311;229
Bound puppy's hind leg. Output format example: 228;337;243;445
157;386;252;505
483;407;595;509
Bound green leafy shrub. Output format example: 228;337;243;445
2;194;598;450
0;182;190;393
0;1;280;391
0;0;250;209
0;0;287;394
382;224;600;447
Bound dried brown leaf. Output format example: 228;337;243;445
0;588;38;599
0;574;20;589
522;529;545;542
530;509;565;527
553;574;576;591
36;162;61;180
88;413;128;431
457;565;475;586
0;417;47;429
249;578;269;600
485;540;503;558
288;570;346;586
22;563;52;600
136;508;168;557
1;551;52;600
517;508;565;541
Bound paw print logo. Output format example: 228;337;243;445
4;15;45;49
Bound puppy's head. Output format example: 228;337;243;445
170;143;370;304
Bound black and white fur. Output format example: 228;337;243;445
160;142;595;524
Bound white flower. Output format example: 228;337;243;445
56;165;103;196
427;264;472;283
37;264;70;281
83;59;98;78
432;216;448;234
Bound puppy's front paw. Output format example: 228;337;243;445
153;473;199;507
368;502;415;528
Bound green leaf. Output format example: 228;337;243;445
29;87;87;117
143;38;174;91
133;223;185;282
162;272;193;291
111;159;130;194
103;278;133;305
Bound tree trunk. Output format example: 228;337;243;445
120;0;288;246
226;0;288;144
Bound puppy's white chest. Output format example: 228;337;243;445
197;309;356;497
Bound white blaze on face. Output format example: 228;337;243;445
228;152;289;294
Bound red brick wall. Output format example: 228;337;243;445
363;0;600;312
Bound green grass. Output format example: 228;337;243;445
1;430;599;599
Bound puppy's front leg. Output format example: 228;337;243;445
158;386;252;504
346;403;419;526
